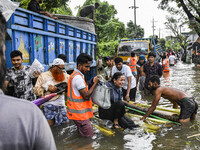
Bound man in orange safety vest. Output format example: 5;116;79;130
67;53;99;137
162;55;170;81
127;52;137;77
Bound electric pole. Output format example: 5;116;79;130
153;18;154;37
159;28;160;39
152;18;156;37
129;0;139;38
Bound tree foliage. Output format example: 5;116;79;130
126;20;144;38
157;0;200;36
165;39;180;51
77;0;125;56
160;38;166;51
14;0;72;15
164;16;189;52
95;1;125;44
97;40;119;57
97;18;125;42
77;0;117;25
50;4;72;15
165;16;182;36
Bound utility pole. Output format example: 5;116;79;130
152;18;156;38
179;25;182;36
129;0;139;38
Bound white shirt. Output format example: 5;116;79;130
169;55;176;65
34;71;70;107
112;64;136;89
72;69;86;97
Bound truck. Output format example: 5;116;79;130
6;7;97;80
117;37;163;62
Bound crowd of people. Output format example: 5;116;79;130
100;50;198;125
0;8;198;149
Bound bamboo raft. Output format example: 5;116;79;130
123;101;180;122
92;101;182;135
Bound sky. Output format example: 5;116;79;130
69;0;189;38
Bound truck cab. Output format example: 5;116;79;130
117;37;162;63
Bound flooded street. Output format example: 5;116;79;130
52;61;200;150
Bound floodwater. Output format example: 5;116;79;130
52;61;200;150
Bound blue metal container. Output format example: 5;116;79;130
6;7;97;79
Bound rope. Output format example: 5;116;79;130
125;106;181;125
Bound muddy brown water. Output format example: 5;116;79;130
52;61;200;150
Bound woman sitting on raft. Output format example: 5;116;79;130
98;72;138;129
98;72;125;128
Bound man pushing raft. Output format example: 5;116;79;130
141;75;198;124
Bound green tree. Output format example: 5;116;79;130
157;0;200;36
50;4;72;15
77;0;121;41
15;0;72;15
126;20;144;38
164;16;190;59
165;39;180;51
97;40;119;57
77;0;116;25
160;38;166;51
98;18;125;42
95;1;117;25
77;0;125;56
95;1;124;43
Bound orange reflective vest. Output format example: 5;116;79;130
67;71;93;120
163;58;169;72
128;57;137;72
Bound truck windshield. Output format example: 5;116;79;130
119;41;148;53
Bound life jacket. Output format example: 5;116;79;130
67;71;93;120
128;57;137;72
163;58;169;72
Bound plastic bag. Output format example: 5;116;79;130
91;81;111;109
0;0;19;21
29;59;44;78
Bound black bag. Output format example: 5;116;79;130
6;80;14;96
118;115;139;129
55;82;68;93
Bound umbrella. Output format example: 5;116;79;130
32;89;65;106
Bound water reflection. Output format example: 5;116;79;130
53;61;200;150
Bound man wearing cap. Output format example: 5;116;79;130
34;58;70;126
